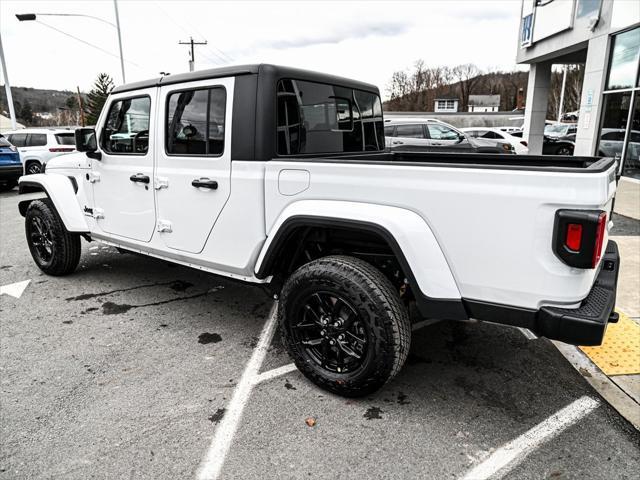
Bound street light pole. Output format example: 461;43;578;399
0;32;17;130
16;7;127;85
112;0;126;84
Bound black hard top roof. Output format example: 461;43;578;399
111;64;379;95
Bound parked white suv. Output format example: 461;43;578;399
4;128;76;175
17;65;620;397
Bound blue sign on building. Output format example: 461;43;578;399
521;13;534;47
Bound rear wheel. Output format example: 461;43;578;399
25;199;81;276
279;255;411;397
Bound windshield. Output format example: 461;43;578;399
55;133;76;145
545;124;569;136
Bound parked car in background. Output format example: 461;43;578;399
3;128;76;174
384;118;514;154
544;122;577;139
0;134;22;192
462;127;529;154
511;130;576;156
497;126;523;134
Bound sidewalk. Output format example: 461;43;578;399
556;177;640;430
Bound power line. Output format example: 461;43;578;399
152;1;224;66
35;20;142;68
161;3;234;63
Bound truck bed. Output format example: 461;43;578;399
287;151;615;173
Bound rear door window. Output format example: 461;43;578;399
276;79;384;155
395;124;425;138
166;87;226;156
27;134;47;147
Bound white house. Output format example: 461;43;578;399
468;95;501;112
434;97;458;112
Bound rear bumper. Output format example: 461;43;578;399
463;240;620;346
0;165;23;183
537;240;619;345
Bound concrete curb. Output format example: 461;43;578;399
553;341;640;431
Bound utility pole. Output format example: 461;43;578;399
113;0;126;83
0;32;17;130
179;37;207;72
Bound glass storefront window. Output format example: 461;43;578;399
576;0;600;19
598;92;631;162
622;95;640;179
606;28;640;90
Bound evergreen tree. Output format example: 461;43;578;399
19;100;33;125
86;73;114;125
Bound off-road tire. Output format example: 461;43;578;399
25;199;81;276
279;255;411;397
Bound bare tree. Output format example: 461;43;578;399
452;63;482;111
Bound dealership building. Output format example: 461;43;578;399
518;0;639;179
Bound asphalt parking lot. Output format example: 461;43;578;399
1;189;639;480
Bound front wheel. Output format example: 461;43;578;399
555;145;573;156
25;199;81;276
25;161;42;175
279;255;411;397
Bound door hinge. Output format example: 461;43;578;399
155;177;169;190
156;220;172;233
93;207;105;219
87;171;101;183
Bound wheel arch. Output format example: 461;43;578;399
18;174;88;233
256;201;467;320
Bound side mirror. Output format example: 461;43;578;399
75;128;101;160
456;133;466;144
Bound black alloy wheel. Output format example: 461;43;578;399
26;162;42;175
28;215;54;264
291;291;369;374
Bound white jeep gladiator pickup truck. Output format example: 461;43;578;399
18;64;620;397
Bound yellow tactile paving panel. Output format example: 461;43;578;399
580;312;640;376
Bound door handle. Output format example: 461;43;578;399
129;173;150;184
191;178;218;189
392;141;404;145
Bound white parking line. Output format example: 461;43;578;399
196;303;278;480
517;327;538;340
253;363;298;385
0;279;30;299
460;395;599;480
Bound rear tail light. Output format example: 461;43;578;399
592;212;607;268
565;224;582;251
49;147;75;152
520;140;528;147
553;210;608;269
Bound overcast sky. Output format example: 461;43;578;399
1;1;525;98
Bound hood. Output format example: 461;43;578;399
45;152;91;170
